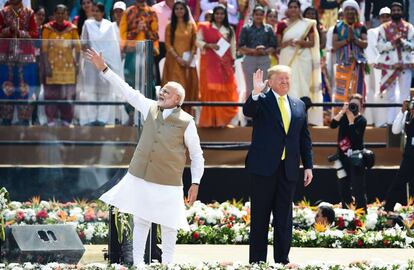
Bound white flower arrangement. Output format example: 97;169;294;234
2;198;414;247
0;261;413;270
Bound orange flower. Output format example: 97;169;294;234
30;196;41;206
67;215;77;222
314;222;328;232
242;213;250;225
57;210;68;222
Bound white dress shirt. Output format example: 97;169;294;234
392;111;408;135
101;68;205;184
252;90;292;120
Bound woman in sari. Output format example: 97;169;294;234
303;6;331;125
196;4;238;127
79;2;123;126
162;1;199;110
277;0;322;126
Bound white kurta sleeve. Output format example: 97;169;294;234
101;68;153;118
184;120;205;184
402;24;414;50
376;28;395;53
392;111;407;135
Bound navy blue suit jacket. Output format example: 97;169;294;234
243;90;313;181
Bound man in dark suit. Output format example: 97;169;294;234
243;66;313;264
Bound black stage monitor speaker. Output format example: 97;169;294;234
1;224;85;264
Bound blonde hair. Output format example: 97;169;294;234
267;65;291;79
165;81;186;105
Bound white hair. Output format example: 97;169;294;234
267;65;291;79
165;81;186;106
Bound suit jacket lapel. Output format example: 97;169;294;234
287;96;297;135
266;90;284;130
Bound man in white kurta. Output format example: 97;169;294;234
364;7;391;127
85;49;204;265
376;2;414;125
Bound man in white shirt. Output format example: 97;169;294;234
376;2;414;125
112;1;126;36
85;48;205;265
384;98;414;212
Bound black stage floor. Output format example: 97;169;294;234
0;166;410;205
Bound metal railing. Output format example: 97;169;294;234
0;100;404;107
0;140;387;149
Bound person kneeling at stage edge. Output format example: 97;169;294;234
85;49;205;265
315;205;335;227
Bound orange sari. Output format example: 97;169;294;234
198;22;238;127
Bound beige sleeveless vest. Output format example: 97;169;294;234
128;103;193;186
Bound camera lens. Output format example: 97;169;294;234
349;103;358;114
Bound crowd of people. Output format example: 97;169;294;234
0;0;413;127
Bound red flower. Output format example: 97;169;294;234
192;232;199;240
383;240;390;246
336;216;345;229
354;218;363;228
227;223;233;228
16;211;25;222
229;216;235;222
36;209;48;220
357;239;363;247
78;231;85;239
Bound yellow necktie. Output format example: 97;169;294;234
279;96;290;160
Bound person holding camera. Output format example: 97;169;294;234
383;98;414;212
329;94;367;211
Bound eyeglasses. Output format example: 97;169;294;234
159;88;169;94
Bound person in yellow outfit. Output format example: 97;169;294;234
41;4;80;126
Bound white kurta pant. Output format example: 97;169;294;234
382;69;412;124
100;173;189;265
133;216;177;265
364;67;388;127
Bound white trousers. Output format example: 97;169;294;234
133;216;177;265
382;69;412;124
364;67;389;127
